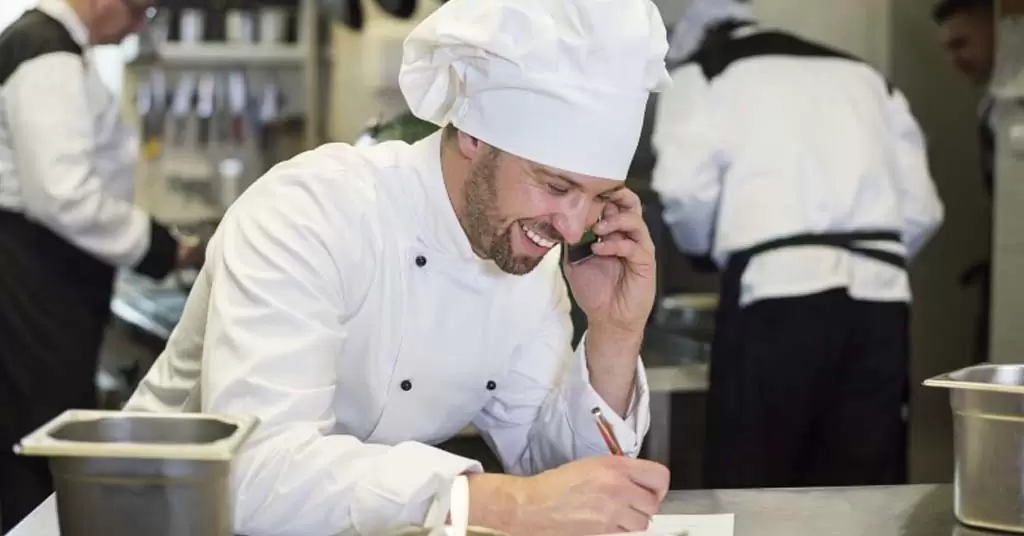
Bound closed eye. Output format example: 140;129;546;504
547;183;570;195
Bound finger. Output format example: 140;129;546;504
621;459;671;500
622;484;660;517
613;505;653;533
593;213;654;251
592;236;654;268
601;200;621;222
606;188;643;216
591;236;641;262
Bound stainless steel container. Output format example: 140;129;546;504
924;364;1024;533
15;410;258;536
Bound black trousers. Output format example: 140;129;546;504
703;288;909;489
0;211;113;533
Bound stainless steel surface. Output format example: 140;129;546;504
15;411;257;536
925;364;1024;534
8;484;980;536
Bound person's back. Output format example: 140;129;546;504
655;24;942;306
652;7;943;489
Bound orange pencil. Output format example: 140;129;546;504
592;407;624;456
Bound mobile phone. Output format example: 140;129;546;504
566;228;600;265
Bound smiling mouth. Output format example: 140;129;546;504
519;222;557;250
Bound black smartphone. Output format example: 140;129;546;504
566;228;600;265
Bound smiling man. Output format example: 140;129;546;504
123;0;673;534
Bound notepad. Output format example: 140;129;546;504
598;513;735;536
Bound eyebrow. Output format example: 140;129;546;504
534;167;626;197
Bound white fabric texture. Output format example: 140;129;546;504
398;0;672;180
666;0;755;62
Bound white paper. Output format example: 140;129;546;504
598;513;735;536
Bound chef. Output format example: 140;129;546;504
932;0;996;363
0;0;200;530
124;0;673;534
651;0;945;489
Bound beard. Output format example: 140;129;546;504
461;149;548;275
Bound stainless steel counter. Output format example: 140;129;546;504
13;484;988;536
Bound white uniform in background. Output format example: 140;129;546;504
0;1;178;530
651;0;943;490
125;0;671;534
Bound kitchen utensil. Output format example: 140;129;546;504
322;0;364;31
225;9;255;43
196;73;216;149
924;364;1024;534
376;0;417;19
258;7;288;44
179;8;205;43
15;410;258;536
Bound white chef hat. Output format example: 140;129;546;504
399;0;672;181
667;0;756;63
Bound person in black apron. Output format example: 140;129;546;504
932;0;996;364
0;2;199;530
651;0;944;489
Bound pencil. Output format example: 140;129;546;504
592;407;624;456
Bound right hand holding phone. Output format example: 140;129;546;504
505;456;670;536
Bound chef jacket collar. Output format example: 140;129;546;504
410;131;481;262
37;0;91;49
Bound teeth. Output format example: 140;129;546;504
521;223;556;249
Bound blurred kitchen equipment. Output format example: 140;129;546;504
15;410;258;536
355;110;439;147
259;7;288;44
225;9;255;43
218;158;245;211
179;9;205;44
924;364;1024;534
321;0;364;31
376;0;417;19
653;293;717;341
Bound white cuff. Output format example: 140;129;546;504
351;442;483;535
563;332;651;457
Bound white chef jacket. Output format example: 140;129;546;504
651;26;945;307
125;131;650;536
0;0;171;271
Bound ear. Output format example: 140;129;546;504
455;130;485;159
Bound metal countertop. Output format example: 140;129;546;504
13;484;989;536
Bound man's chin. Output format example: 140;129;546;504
494;254;545;276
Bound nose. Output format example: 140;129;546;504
552;201;595;245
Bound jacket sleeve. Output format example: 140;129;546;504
650;64;725;256
4;53;177;278
471;265;650;473
197;175;480;536
886;89;945;259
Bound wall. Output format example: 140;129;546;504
989;2;1024;363
328;0;440;143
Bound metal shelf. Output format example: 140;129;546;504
132;43;305;67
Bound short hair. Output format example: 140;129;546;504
932;0;993;23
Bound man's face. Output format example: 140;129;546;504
91;0;154;45
459;145;623;276
938;10;995;86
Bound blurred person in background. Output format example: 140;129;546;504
652;0;944;489
0;0;200;529
932;0;996;363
